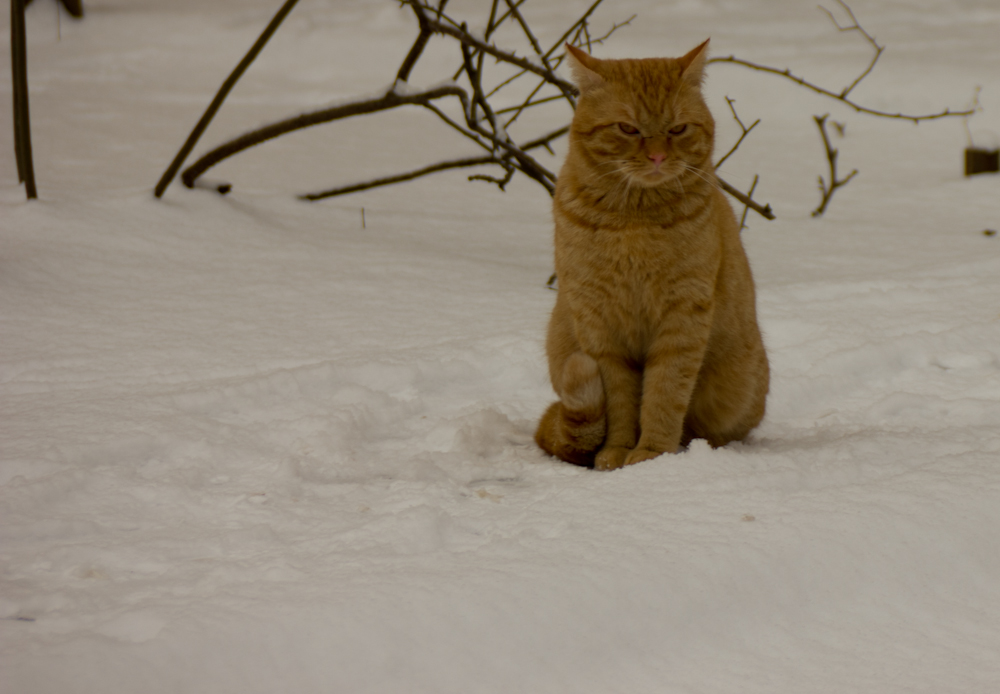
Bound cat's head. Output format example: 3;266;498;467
564;41;715;190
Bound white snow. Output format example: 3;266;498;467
2;0;999;692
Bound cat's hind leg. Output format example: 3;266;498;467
535;352;607;467
685;346;768;448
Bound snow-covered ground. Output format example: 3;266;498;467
2;0;999;692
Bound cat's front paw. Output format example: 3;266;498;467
594;446;631;471
624;447;665;466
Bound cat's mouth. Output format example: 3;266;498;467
633;163;681;187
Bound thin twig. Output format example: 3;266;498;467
469;163;516;189
718;176;775;220
504;0;546;65
519;125;570;152
404;0;578;96
542;0;605;60
486;67;530;97
715;96;760;170
811;113;858;217
587;14;635;46
502;77;551;129
451;0;522;82
962;85;982;148
460;29;503;143
421;99;556;192
420;100;493;153
739;175;759;230
819;0;882;98
495;93;565;116
300;155;497;200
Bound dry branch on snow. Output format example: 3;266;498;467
155;0;973;221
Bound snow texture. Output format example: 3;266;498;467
2;0;999;692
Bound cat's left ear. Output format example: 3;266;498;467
678;38;710;85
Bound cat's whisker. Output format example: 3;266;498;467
678;162;719;191
595;167;627;182
591;160;634;182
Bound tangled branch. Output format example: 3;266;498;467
176;0;606;198
707;0;972;218
157;0;972;224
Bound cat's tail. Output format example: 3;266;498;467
535;353;606;467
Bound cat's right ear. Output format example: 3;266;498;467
564;43;604;92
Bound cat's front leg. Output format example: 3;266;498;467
593;356;642;471
629;329;712;463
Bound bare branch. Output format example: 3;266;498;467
504;0;547;66
739;175;759;230
495;93;565;116
717;176;776;220
502;77;551;129
708;2;968;124
173;0;961;224
155;0;301;198
403;0;579;96
300;155;498;201
396;23;434;83
469;162;516;189
586;14;635;46
819;0;883;99
715;96;760;170
300;125;568;201
451;0;519;82
543;0;606;60
483;0;502;40
420;100;490;152
485;67;530;98
424;98;557;192
811;113;858;217
174;0;613;197
180;85;468;187
496;12;633;131
519;124;570;153
11;0;38;199
707;55;973;122
460;29;503;141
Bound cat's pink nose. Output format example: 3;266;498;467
648;152;667;168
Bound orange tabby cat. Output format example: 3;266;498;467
535;40;769;470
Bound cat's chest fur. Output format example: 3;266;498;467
554;206;721;360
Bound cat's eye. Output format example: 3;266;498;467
618;123;639;135
668;124;688;135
